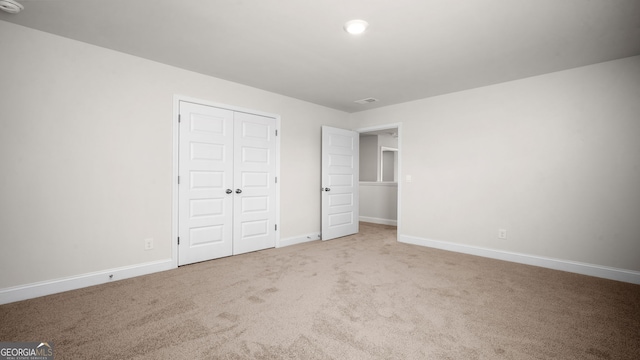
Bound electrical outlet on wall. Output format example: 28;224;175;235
498;229;507;239
144;238;154;250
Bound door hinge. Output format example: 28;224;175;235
275;176;278;183
177;237;180;245
178;114;181;123
177;176;180;184
275;224;278;231
275;129;278;136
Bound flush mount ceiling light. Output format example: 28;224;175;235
0;0;23;13
344;19;369;35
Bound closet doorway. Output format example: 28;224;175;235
174;97;280;266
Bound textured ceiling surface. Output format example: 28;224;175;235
2;0;640;112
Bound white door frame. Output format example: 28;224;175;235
172;95;281;267
356;123;402;233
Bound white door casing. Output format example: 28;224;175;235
321;126;359;240
179;102;234;265
178;100;278;265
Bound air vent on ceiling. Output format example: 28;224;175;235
354;97;379;104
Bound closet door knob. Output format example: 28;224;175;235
226;189;232;194
235;189;242;194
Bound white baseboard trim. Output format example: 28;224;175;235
278;232;321;248
0;259;175;305
399;234;640;285
360;216;398;226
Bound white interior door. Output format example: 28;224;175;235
178;102;234;265
321;126;359;240
233;112;277;255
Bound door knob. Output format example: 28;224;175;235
324;187;331;192
226;189;232;194
235;189;242;194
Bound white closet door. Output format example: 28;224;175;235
178;102;234;265
232;112;277;255
321;126;359;240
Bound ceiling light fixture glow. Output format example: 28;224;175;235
344;19;368;35
0;0;24;14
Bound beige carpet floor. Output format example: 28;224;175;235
1;222;639;359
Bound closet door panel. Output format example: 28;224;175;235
178;102;234;265
233;112;277;255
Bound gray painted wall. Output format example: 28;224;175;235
351;56;640;272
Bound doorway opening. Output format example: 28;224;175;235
357;124;401;234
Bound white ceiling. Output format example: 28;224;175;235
2;0;639;112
